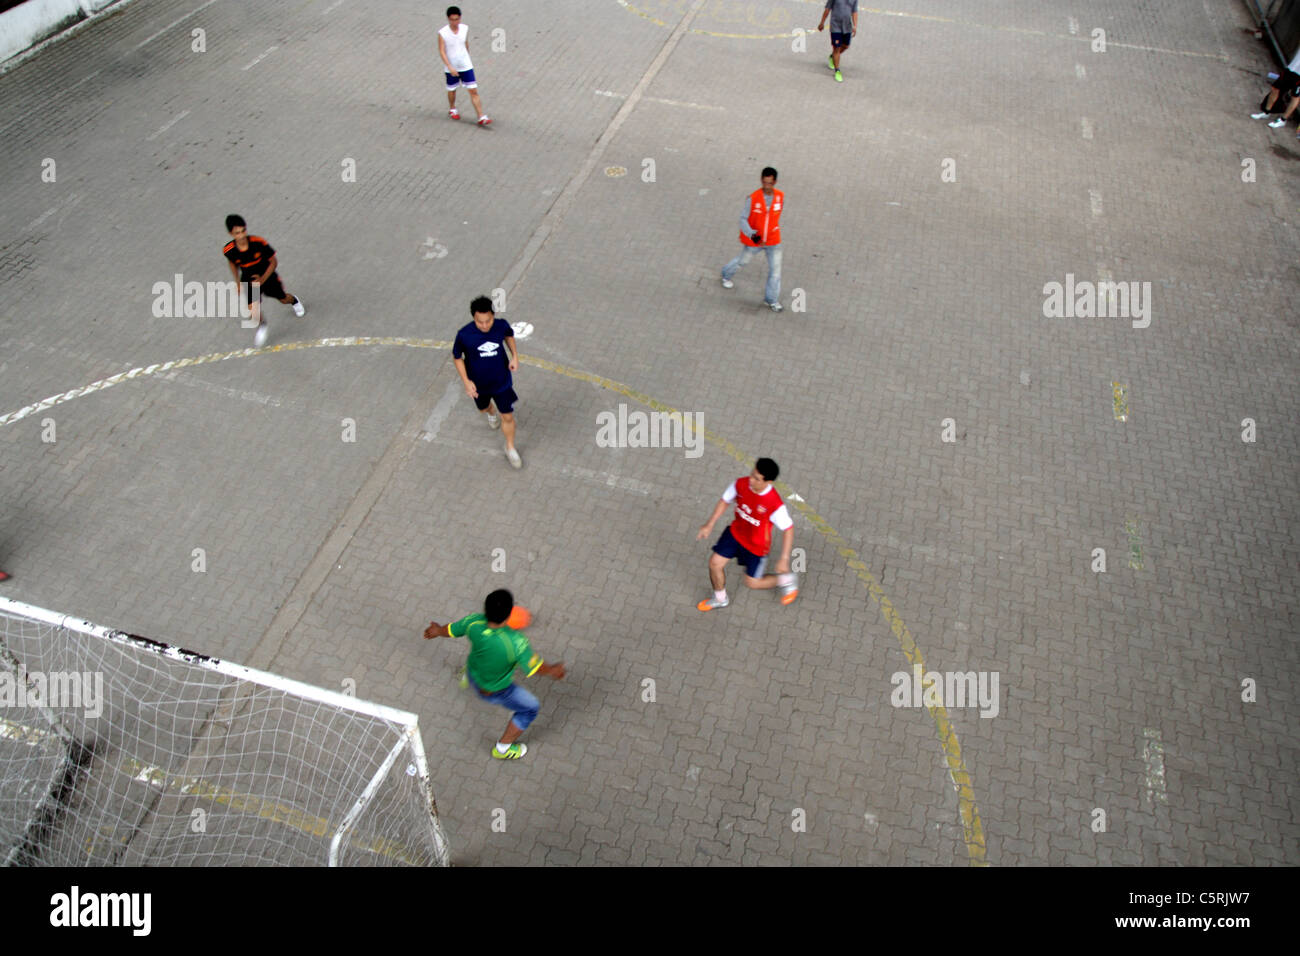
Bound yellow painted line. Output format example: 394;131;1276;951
1126;518;1144;571
523;353;988;865
0;715;60;747
1;337;989;865
1112;381;1129;422
118;758;425;864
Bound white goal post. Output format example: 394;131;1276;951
0;595;449;867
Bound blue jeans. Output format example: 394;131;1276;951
722;244;782;305
467;676;540;731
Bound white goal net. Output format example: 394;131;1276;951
0;596;449;866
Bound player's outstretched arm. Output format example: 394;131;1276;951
423;621;453;640
536;661;566;680
696;498;729;539
773;525;795;575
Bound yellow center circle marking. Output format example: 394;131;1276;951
0;336;988;865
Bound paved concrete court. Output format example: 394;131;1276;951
1;0;1297;865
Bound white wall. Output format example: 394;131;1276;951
1;0;121;67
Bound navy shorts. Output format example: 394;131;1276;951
473;385;516;414
712;526;768;579
830;31;852;49
446;68;477;90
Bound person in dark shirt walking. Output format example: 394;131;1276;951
453;295;523;468
222;214;304;347
818;0;858;83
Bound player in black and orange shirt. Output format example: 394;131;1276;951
222;214;305;347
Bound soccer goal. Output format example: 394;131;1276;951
0;596;449;866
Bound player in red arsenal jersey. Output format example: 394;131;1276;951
695;457;799;611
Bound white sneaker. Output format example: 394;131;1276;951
767;301;783;313
1269;116;1286;128
505;445;522;469
254;322;268;347
486;411;500;430
292;297;305;317
1251;111;1270;119
721;277;734;289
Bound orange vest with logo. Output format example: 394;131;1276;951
740;188;783;247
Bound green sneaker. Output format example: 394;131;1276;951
491;742;527;760
458;667;468;689
828;54;835;71
835;70;843;83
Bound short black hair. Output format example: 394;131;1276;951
761;167;778;181
469;295;494;316
755;457;779;481
485;589;514;625
447;6;461;16
225;214;246;232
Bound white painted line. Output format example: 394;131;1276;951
322;0;349;12
557;464;655;496
1097;265;1113;310
27;207;58;231
418;380;461;442
594;89;723;111
160;369;281;407
646;96;724;111
1142;728;1168;805
146;110;191;141
1081;117;1093;140
133;0;225;52
0;336;450;428
1089;188;1103;218
242;46;279;71
1075;63;1086;79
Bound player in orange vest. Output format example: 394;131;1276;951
720;167;785;312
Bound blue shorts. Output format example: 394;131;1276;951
466;676;540;731
830;31;852;50
473;385;516;414
712;526;768;579
446;68;477;90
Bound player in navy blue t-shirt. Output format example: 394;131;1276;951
453;296;522;468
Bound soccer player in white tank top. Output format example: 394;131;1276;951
438;6;491;126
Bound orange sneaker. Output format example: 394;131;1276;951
779;574;799;606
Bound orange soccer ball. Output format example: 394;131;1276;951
505;606;533;629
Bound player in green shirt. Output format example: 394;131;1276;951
424;589;566;759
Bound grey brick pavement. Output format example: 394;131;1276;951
1;0;1297;865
